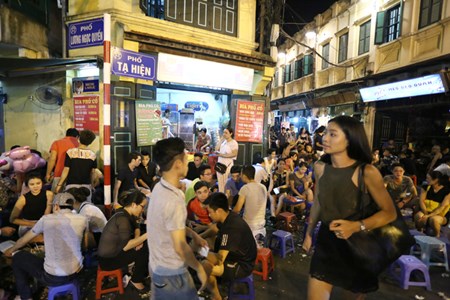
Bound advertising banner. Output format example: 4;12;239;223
73;95;100;134
235;100;265;143
72;77;99;96
68;18;104;50
135;101;162;146
111;47;157;81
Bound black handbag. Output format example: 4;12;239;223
214;162;228;174
346;163;415;275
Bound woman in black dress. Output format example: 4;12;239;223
302;116;396;299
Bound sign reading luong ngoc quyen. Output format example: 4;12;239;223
111;47;157;81
68;18;104;50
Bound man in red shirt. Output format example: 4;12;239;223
187;181;212;226
45;128;79;191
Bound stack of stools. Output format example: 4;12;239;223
269;230;295;258
228;274;255;300
390;255;431;290
48;281;80;300
95;266;125;299
411;235;449;271
277;212;297;232
253;248;275;281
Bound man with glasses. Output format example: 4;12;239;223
185;165;214;204
147;138;207;299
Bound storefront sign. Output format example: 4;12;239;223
157;53;254;91
72;77;99;95
135;101;162;146
184;101;209;112
235;100;265;143
73;95;100;134
68;18;104;49
360;74;447;102
111;47;157;81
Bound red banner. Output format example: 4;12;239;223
235;100;265;143
73;95;100;134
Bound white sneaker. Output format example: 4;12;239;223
123;274;131;288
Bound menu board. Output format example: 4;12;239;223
73;95;100;134
235;100;265;143
135;101;162;146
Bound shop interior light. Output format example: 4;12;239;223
292;117;299;123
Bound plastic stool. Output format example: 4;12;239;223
228;274;255;300
390;255;431;290
95;266;124;299
409;229;426;236
277;212;296;232
269;230;295;258
411;235;449;271
253;248;275;281
48;281;80;300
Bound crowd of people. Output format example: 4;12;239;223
0;120;448;300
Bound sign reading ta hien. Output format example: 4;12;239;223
68;18;104;50
111;47;157;81
235;100;265;143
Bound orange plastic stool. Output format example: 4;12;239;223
95;266;124;299
253;248;275;281
277;212;297;232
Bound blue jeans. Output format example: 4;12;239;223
151;271;197;300
12;251;79;299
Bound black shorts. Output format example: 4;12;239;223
221;261;248;282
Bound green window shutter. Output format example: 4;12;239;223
284;64;291;82
375;11;386;45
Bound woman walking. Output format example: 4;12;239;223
302;116;396;299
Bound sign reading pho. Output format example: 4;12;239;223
235;100;265;143
111;47;157;81
68;18;104;50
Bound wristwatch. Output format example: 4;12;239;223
359;220;366;232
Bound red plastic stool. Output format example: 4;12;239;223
95;266;124;299
277;212;297;232
253;248;275;281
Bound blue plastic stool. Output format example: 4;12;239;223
389;255;431;291
48;281;80;300
269;230;295;258
228;274;255;300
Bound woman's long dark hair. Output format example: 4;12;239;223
321;116;372;164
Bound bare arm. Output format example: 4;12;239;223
4;229;39;256
10;195;36;227
44;190;54;215
123;233;147;252
233;195;246;213
55;167;70;193
45;150;58;182
419;188;427;213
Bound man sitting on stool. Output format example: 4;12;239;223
202;192;256;300
5;193;88;300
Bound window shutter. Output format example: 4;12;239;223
375;11;386;45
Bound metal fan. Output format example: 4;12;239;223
32;86;63;109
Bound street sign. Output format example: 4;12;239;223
111;47;157;81
68;18;104;50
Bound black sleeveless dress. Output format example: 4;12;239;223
310;163;379;293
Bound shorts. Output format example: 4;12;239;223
221;261;249;282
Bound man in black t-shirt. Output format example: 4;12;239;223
137;150;158;190
202;193;257;299
113;152;150;207
186;152;204;180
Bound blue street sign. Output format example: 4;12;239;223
111;47;157;81
68;18;104;50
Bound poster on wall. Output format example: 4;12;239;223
235;100;265;143
73;95;100;134
135;101;162;146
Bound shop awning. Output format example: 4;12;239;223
308;91;357;107
0;57;100;77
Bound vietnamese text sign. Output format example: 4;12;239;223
73;95;100;134
111;47;157;81
135;101;162;146
235;100;265;143
68;18;104;50
360;74;446;102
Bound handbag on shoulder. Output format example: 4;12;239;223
346;163;415;275
214;162;228;174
